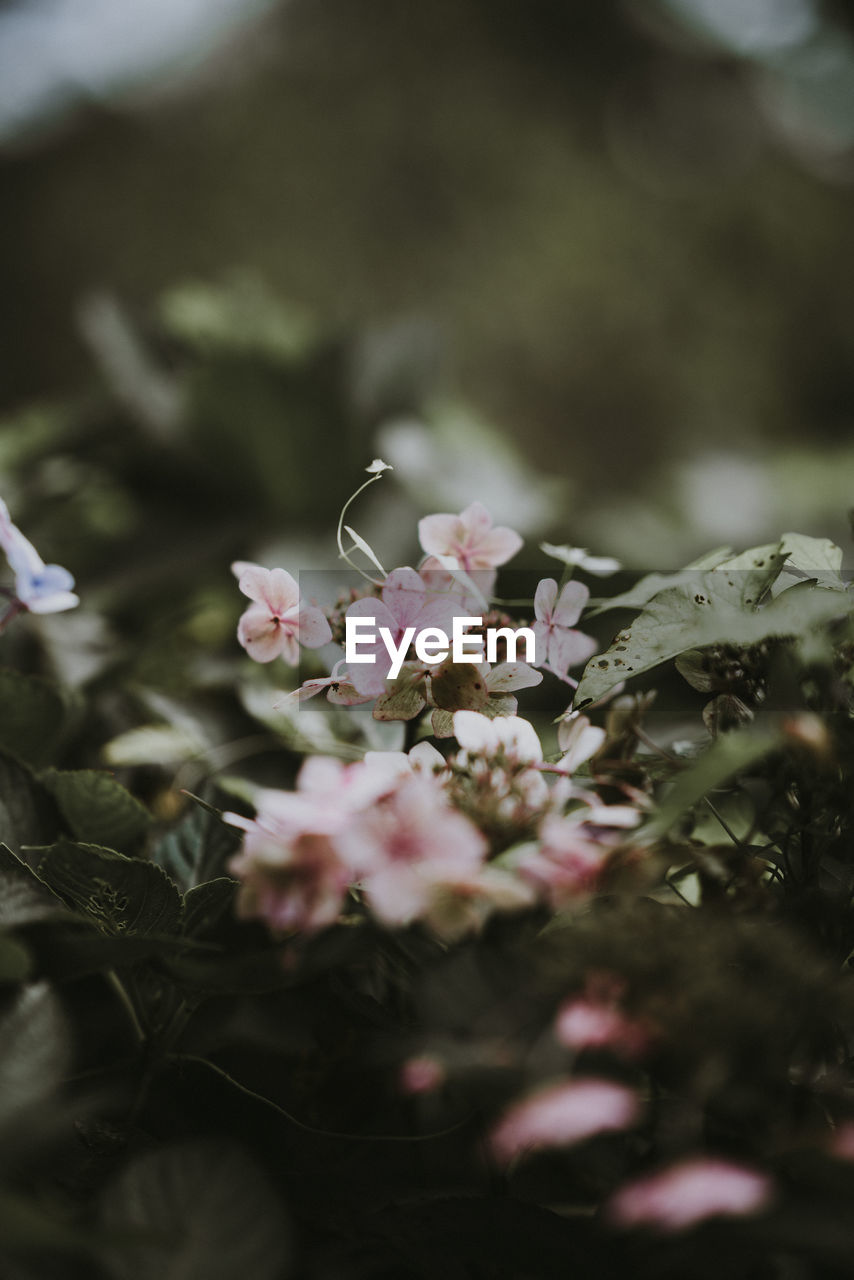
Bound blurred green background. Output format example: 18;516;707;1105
2;0;854;573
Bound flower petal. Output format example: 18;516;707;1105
296;603;333;649
237;604;288;662
534;578;558;623
418;513;464;558
552;580;590;628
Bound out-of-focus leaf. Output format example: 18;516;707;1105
182;878;237;937
38;841;183;937
0;845;68;927
0;981;69;1131
646;724;783;838
0;934;31;983
99;1140;290;1280
42;769;150;854
103;724;206;769
0;669;67;767
0;753;53;853
151;805;240;892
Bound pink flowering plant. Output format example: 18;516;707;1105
3;466;854;1280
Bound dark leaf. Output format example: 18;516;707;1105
151;804;240;891
38;841;183;937
99;1140;290;1280
0;668;67;767
42;769;150;855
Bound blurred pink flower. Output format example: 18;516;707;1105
532;579;597;680
453;710;543;765
338;775;489;928
490;1078;640;1165
555;984;649;1060
400;1054;446;1095
510;814;613;908
223;753;413;933
418;501;522;573
233;562;331;664
607;1158;773;1232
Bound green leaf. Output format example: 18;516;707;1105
0;753;54;854
99;1140;290;1280
42;769;150;854
38;841;183;937
182;878;236;937
780;531;845;578
646;724;783;839
587;547;734;615
0;845;68;928
0;982;69;1131
0;934;31;984
0;669;67;767
151;804;240;892
576;573;850;707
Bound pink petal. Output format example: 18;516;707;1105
418;513;464;558
474;525;523;568
552;580;590;629
608;1159;772;1232
237;604;288;662
297;603;333;649
534;578;558;623
490;1079;639;1164
548;629;599;676
459;501;494;539
382;567;428;630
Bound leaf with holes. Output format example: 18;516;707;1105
38;840;183;937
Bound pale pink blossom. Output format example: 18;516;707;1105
607;1158;773;1232
223;754;414;933
555;980;649;1059
489;1078;640;1165
0;498;78;614
338;775;489;928
233;562;332;664
532;579;597;680
418;501;522;573
400;1055;446;1095
345;567;459;697
509;814;615;908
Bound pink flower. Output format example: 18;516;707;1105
233;562;332;664
418;501;522;573
555;977;649;1059
337;775;489;928
607;1158;773;1233
509;813;613;908
489;1078;640;1165
400;1055;446;1095
532;579;597;680
223;754;412;933
453;710;543;765
345;567;459;697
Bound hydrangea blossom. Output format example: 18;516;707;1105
345;566;462;697
607;1158;773;1232
233;562;332;664
489;1078;640;1165
0;498;78;614
418;501;522;575
531;578;597;681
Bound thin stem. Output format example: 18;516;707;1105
336;472;387;584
